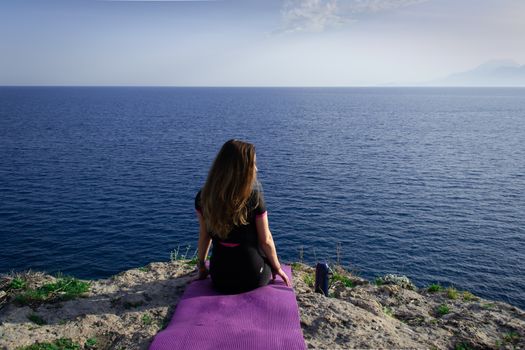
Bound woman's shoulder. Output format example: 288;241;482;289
247;188;266;214
251;182;264;197
248;187;261;202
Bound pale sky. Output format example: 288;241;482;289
1;0;524;86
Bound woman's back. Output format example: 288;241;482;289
194;139;290;293
195;189;271;293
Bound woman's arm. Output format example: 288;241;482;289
196;212;212;279
256;213;291;287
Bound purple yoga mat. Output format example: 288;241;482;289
149;265;306;350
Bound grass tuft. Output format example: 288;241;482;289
142;313;153;326
436;304;450;317
503;331;520;344
84;337;97;349
170;245;197;262
186;256;199;266
290;262;301;271
9;277;27;290
14;276;90;306
461;291;478;302
170;245;201;267
454;342;473;350
427;283;443;293
331;273;355;288
446;287;458;300
303;273;314;288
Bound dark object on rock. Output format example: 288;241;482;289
315;263;331;296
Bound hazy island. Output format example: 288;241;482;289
0;261;524;350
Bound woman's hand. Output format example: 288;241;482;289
197;265;209;280
257;215;290;287
196;211;211;281
196;259;209;280
272;267;291;287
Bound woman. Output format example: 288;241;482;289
194;139;291;294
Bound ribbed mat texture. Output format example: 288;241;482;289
149;265;306;350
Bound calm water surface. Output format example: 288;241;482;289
1;87;524;308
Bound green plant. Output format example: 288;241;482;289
374;277;384;286
27;313;46;325
142;313;153;325
9;277;27;290
303;273;314;288
170;245;201;266
170;246;181;262
461;291;477;301
187;256;199;266
446;287;458;300
331;273;355;288
138;266;149;272
17;338;81;350
436;304;450;316
170;245;196;261
15;277;90;306
290;262;301;270
503;331;520;344
482;303;496;309
84;337;97;348
427;283;443;293
454;342;473;350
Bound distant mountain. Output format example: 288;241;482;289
428;60;525;87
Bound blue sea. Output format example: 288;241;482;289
1;87;524;308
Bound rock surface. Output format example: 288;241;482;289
0;261;523;349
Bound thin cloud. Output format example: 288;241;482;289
279;0;428;33
280;0;342;33
101;0;217;2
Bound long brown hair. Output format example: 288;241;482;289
201;139;257;239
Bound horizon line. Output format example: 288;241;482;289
2;85;525;88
